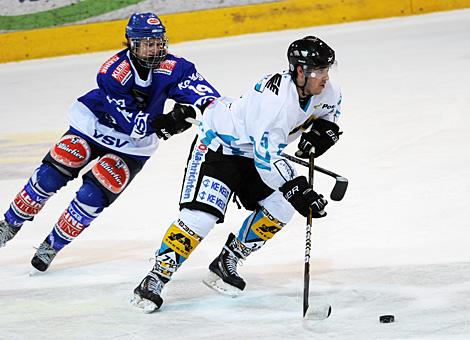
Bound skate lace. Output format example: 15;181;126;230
146;273;165;295
225;252;244;276
0;221;17;245
34;243;57;264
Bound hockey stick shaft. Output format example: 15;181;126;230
303;149;315;317
281;153;343;180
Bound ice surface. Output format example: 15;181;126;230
1;9;470;339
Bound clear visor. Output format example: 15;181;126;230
303;60;338;78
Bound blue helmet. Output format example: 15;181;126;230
126;12;168;68
126;12;166;39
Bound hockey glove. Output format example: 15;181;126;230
296;118;341;158
151;103;196;140
279;176;328;218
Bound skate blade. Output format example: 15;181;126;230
130;294;159;314
28;268;47;277
202;271;242;298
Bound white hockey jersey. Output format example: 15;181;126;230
199;70;342;190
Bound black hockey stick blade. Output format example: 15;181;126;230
330;176;348;201
282;153;348;201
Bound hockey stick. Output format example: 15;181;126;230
303;148;332;320
282;153;348;201
303;148;314;317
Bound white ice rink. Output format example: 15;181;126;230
1;8;470;339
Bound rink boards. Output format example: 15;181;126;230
1;0;470;63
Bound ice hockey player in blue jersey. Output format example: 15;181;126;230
131;36;342;313
0;12;220;272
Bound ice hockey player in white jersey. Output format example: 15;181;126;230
131;36;342;312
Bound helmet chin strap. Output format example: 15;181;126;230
294;71;310;98
292;72;313;110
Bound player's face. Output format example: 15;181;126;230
298;66;330;95
134;37;167;58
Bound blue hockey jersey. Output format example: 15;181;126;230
68;49;219;159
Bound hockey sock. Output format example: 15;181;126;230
46;181;105;251
4;164;69;227
153;219;203;280
46;198;101;251
237;207;286;253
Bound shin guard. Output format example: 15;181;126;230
46;181;105;251
237;207;286;253
47;198;100;251
5;164;69;226
154;219;203;280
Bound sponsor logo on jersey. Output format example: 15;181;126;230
196;175;231;215
131;112;149;138
92;154;130;194
50;135;91;168
12;189;45;219
155;60;177;75
181;142;208;203
99;54;120;74
93;130;130;148
322;103;335;110
112;60;132;85
314;103;335;111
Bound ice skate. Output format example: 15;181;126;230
203;233;251;297
131;272;166;313
30;241;58;273
0;220;20;248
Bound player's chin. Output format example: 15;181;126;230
310;86;325;95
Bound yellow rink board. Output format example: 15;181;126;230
1;0;469;63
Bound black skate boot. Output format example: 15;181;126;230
131;271;168;313
0;220;20;248
203;233;252;297
31;240;58;272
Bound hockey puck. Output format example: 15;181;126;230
379;315;395;323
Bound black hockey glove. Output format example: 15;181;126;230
279;176;328;218
296;118;341;158
151;103;196;140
